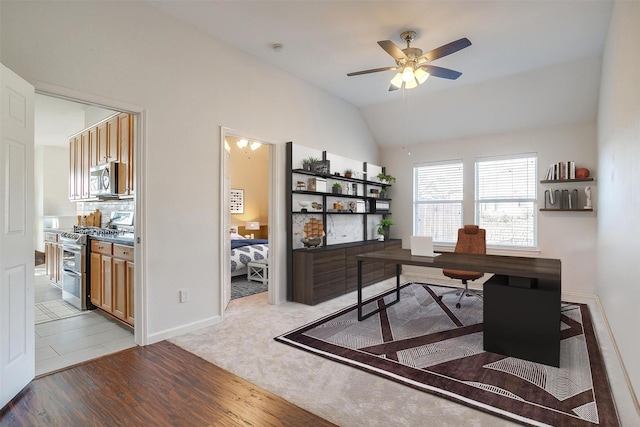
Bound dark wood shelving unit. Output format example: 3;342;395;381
286;142;395;304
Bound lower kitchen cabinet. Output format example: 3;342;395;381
293;239;401;305
90;240;134;326
44;232;62;287
112;244;134;324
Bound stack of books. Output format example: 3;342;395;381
544;161;576;180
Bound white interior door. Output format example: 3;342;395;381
0;64;35;409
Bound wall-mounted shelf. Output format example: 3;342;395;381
540;178;594;184
540;208;593;212
540;176;595;212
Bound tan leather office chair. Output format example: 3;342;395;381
438;225;486;308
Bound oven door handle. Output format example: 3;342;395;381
63;270;82;278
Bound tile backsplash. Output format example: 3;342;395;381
76;200;134;228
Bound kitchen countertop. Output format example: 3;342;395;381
43;228;134;246
89;235;135;246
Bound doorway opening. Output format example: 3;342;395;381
34;92;138;376
220;129;279;313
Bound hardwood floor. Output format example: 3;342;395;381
0;341;335;426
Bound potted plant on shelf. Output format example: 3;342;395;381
332;183;342;194
302;156;320;171
377;172;396;184
377;218;394;241
379;188;387;198
344;169;353;178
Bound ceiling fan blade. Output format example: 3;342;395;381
420;65;463;80
377;40;408;61
419;37;471;62
388;85;400;92
347;66;398;77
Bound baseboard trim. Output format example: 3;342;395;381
592;294;640;417
145;316;221;345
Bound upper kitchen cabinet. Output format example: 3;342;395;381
69;112;135;201
117;113;134;196
68;135;79;200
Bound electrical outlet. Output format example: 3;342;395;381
180;289;189;303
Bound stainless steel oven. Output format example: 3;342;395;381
59;232;88;310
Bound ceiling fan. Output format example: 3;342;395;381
347;31;471;91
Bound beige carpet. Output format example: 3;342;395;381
169;276;639;427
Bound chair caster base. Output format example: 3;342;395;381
456;303;461;309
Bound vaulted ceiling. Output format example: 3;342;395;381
147;1;614;147
36;2;614;149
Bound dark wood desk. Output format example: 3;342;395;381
356;249;562;366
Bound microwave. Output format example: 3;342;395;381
90;162;119;197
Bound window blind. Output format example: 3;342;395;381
475;155;537;248
414;162;463;243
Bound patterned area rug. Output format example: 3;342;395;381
276;282;619;426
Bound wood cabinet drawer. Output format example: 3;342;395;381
113;244;134;261
312;249;345;266
91;240;113;255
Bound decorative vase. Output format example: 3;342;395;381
576;168;590;179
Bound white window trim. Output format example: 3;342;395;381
474;153;538;250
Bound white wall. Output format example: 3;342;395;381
381;122;598;295
34;146;77;252
1;1;378;342
597;0;640;405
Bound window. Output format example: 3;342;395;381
475;155;537;248
413;161;463;244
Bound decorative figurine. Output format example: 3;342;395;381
584;186;592;209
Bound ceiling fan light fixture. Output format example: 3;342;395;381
404;78;418;89
415;67;430;84
390;72;404;89
402;66;415;83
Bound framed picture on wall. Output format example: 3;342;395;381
230;189;244;214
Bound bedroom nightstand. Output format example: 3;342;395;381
247;259;269;284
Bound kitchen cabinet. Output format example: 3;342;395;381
80;130;91;199
69;135;79;200
126;261;135;325
68;112;135;201
44;232;62;287
112;244;134;324
90;240;134;326
90;251;102;307
91;240;113;312
117;113;134;196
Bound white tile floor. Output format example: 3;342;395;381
34;265;135;377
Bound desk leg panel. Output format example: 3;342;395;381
483;275;561;367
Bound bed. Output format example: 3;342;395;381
231;233;269;277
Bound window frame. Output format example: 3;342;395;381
413;160;464;245
474;153;538;250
